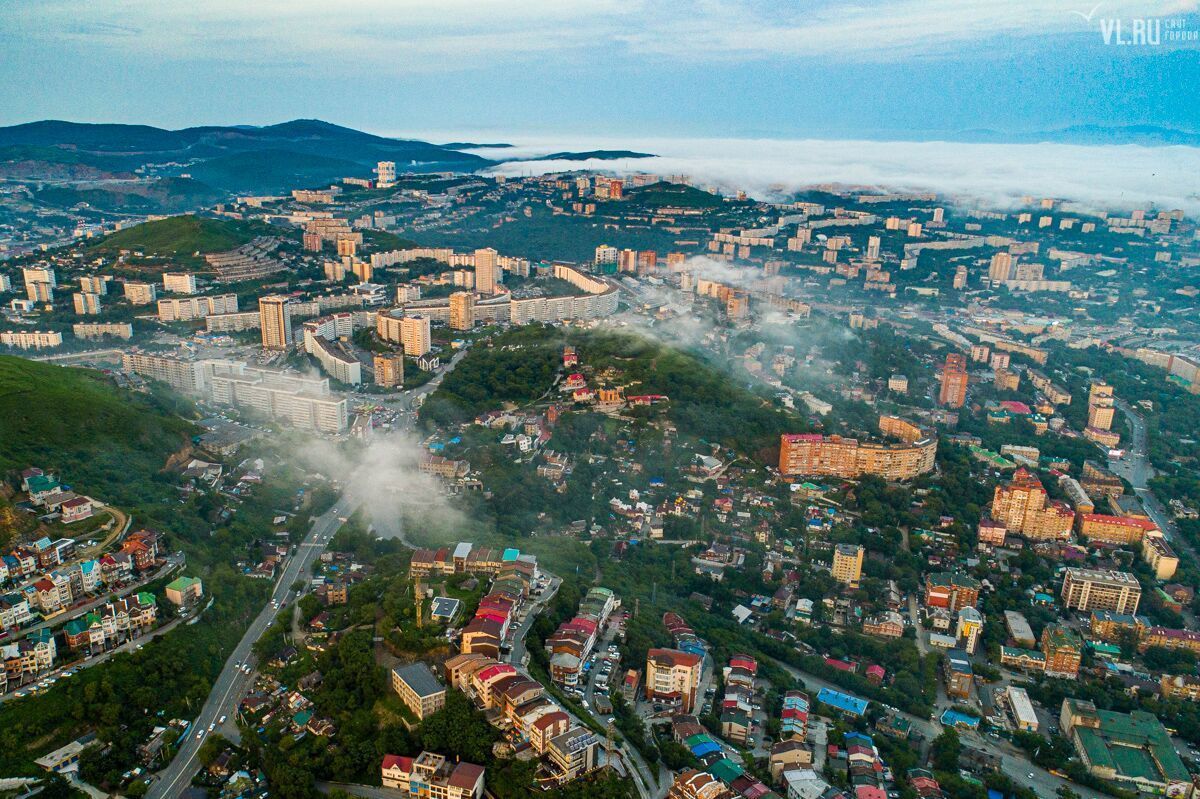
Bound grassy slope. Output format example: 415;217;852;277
0;356;195;505
85;214;271;256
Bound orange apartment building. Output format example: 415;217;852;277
779;416;936;480
990;468;1075;540
938;353;969;408
1078;514;1157;546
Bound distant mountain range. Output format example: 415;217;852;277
0;119;490;196
951;124;1200;147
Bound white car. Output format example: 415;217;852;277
208;722;215;732
219;715;227;725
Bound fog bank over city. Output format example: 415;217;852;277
295;432;468;546
421;134;1200;215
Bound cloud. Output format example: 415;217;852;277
471;133;1200;214
6;0;1194;70
293;429;468;546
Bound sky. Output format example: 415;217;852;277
1;0;1198;140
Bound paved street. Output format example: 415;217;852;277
148;491;361;799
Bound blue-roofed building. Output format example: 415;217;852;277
817;687;869;717
940;709;981;729
502;548;520;562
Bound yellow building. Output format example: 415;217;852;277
831;544;864;587
449;291;476;331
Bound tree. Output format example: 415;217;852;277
931;728;962;773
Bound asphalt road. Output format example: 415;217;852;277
144;343;475;798
148;492;360;799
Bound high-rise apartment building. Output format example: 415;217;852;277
449;291;476;331
988;252;1013;282
259;295;294;350
26;281;53;303
990;468;1075;540
1087;381;1116;431
474;248;499;295
938;353;969;408
72;292;101;315
831;544;864;586
866;236;881;260
79;275;109;295
374;352;404;388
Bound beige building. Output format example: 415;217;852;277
391;663;446;720
376;313;432;357
645;649;702;713
124;281;158;305
988;252;1013;282
1143;533;1179;580
79;275;109;295
990;468;1075;540
474;247;499;295
381;752;484;799
258;295;294;350
1061;568;1142;615
0;330;64;349
162;273;198;294
72;292;102;315
831;544;864;586
449;291;476;331
1087;381;1116;431
374;352;404;388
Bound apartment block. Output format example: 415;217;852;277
1061;568;1141;615
391;663;447;720
645;648;703;714
123;281;158;305
990;468;1074;540
831;544;864;586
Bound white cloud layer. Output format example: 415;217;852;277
461;134;1200;214
6;0;1195;67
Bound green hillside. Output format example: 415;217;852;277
627;180;726;209
86;214;273;256
0;355;195;506
34;177;224;214
187;148;362;193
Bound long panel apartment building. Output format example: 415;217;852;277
157;293;239;322
121;354;347;433
778;416;936;480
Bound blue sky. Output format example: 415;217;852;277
0;0;1197;139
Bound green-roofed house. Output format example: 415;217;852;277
165;576;203;607
1061;698;1193;795
708;758;744;784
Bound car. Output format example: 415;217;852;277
1028;773;1035;780
219;715;227;724
208;722;215;732
196;730;205;740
